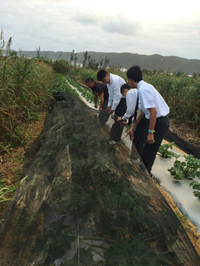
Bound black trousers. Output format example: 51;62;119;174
133;116;149;156
141;115;170;173
110;114;124;142
110;98;126;142
102;99;108;110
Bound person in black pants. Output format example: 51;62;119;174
97;69;126;144
126;65;170;174
109;94;127;144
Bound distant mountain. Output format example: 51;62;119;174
17;51;200;75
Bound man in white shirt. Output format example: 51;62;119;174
97;69;125;115
97;69;126;144
126;65;170;174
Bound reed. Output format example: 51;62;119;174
0;55;55;147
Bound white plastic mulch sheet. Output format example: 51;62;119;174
152;143;200;233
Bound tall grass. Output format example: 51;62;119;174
68;66;126;83
0;56;55;147
144;71;200;130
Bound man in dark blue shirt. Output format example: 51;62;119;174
85;77;108;111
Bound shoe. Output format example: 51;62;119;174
127;158;140;164
121;140;126;145
149;172;156;179
109;140;117;145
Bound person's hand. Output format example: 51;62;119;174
147;133;155;144
121;121;128;126
109;109;114;115
117;117;122;122
99;107;102;111
94;104;98;108
106;106;111;111
126;127;134;140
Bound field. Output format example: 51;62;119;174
1;53;200;259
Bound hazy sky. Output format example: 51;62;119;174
1;0;200;59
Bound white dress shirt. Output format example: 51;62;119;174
107;74;125;111
138;80;169;119
122;89;138;121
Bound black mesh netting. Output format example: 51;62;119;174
164;130;200;159
0;92;199;266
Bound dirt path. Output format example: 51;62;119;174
0;112;200;256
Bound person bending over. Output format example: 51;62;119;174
97;69;126;144
85;77;109;111
97;69;125;114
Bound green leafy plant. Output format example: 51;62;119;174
168;159;185;180
157;142;176;158
168;154;200;180
190;181;200;198
53;73;79;97
65;75;94;103
168;154;200;198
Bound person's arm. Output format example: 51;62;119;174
99;92;104;111
147;107;157;144
94;94;98;108
126;109;144;140
107;85;112;110
110;80;122;114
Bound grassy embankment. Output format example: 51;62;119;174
0;55;55;208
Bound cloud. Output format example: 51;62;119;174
1;0;200;59
101;15;142;36
72;8;103;26
75;14;101;25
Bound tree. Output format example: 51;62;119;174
104;56;110;67
10;50;17;57
36;46;41;57
82;51;88;67
70;49;78;66
87;55;98;69
99;59;104;68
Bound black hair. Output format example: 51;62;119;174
85;77;94;84
120;83;131;94
127;65;142;82
97;69;107;81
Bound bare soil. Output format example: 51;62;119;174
169;118;200;147
0;112;200;256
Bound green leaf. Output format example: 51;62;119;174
193;191;200;198
0;144;11;154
